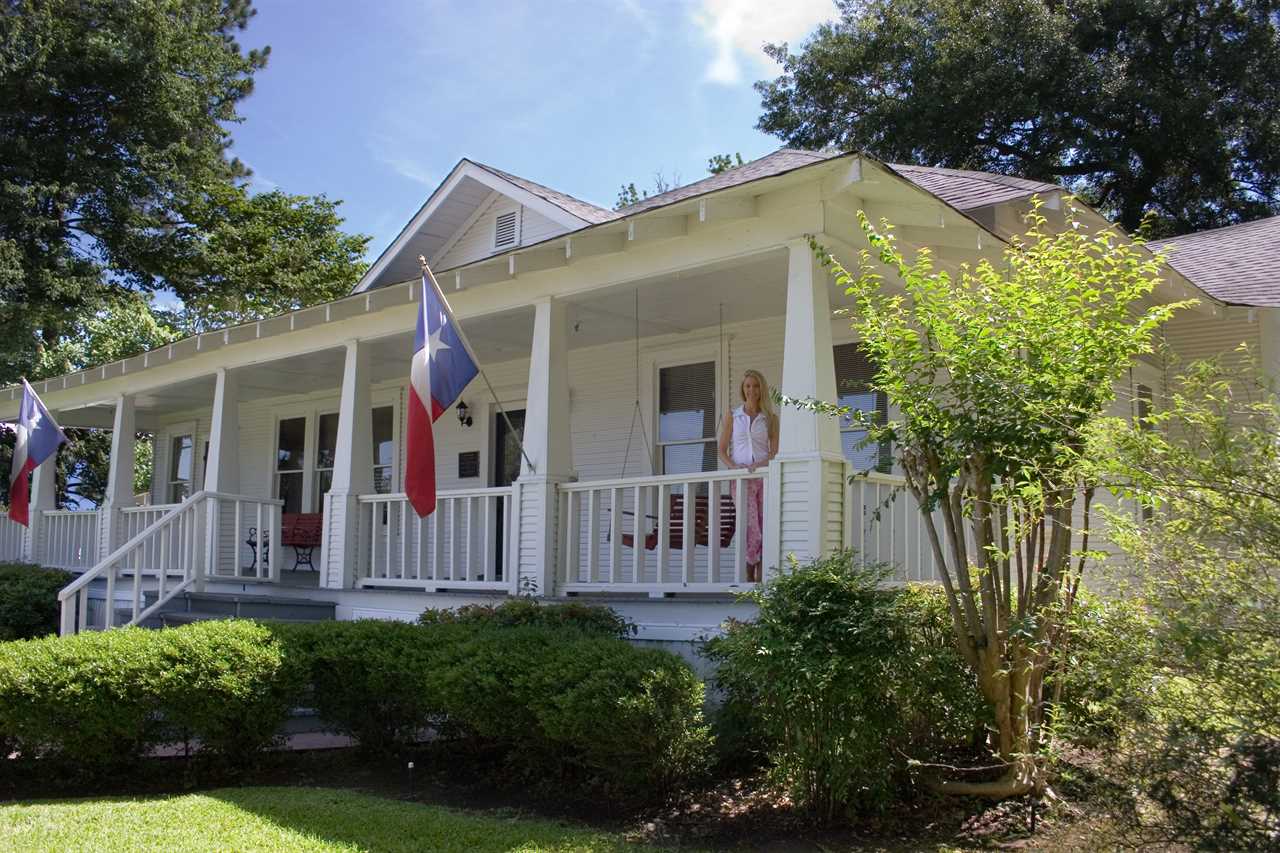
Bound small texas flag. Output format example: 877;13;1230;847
405;270;479;517
8;379;67;526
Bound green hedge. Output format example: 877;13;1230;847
268;620;449;755
0;563;73;640
0;610;711;798
418;598;637;639
705;552;986;821
426;624;710;795
0;620;293;781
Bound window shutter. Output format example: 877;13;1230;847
493;211;518;249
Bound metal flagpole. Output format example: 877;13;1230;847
418;257;536;474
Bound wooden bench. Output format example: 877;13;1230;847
281;513;323;572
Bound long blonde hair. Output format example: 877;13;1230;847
739;369;777;433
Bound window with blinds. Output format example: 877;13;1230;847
658;361;718;474
834;342;890;471
493;210;518;249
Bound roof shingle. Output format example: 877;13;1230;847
469;160;617;225
1147;216;1280;306
887;164;1061;210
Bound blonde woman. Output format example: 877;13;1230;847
717;369;779;582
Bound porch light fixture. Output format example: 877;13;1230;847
457;400;473;428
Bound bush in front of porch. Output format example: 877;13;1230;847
0;620;294;784
417;598;637;639
0;563;73;641
705;552;986;822
272;614;708;799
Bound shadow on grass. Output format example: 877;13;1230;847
0;786;632;853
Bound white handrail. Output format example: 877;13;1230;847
57;490;285;635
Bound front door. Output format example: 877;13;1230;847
492;409;526;579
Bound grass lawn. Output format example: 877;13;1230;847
0;786;639;852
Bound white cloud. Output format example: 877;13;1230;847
694;0;836;85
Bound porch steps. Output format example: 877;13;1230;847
135;590;337;628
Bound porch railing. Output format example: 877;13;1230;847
41;510;101;571
58;491;283;635
558;469;765;595
356;488;514;592
0;516;25;562
845;471;943;583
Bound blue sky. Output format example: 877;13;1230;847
228;0;837;257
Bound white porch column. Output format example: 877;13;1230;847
514;297;573;597
204;369;239;494
764;238;847;574
22;450;58;565
98;394;137;559
201;369;240;588
320;340;374;589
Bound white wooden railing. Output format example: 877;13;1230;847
0;516;25;562
58;491;282;635
845;471;943;583
41;510;101;571
357;488;514;591
559;469;766;595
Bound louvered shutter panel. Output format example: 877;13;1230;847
493;211;518;249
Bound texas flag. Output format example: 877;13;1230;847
405;270;479;517
8;380;68;526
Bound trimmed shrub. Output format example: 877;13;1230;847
426;624;711;797
419;598;636;639
704;552;985;821
0;626;163;779
0;563;73;640
269;620;447;754
153;620;298;765
0;620;295;781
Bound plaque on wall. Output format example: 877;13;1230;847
458;451;480;479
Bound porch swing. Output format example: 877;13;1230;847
610;295;736;551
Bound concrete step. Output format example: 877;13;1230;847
143;590;338;623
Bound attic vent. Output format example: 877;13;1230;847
493;211;518;249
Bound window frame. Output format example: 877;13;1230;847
167;430;196;504
833;340;892;473
270;394;401;513
652;352;721;476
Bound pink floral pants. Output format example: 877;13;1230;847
737;477;764;565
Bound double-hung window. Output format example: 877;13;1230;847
168;434;194;503
275;417;307;514
657;361;718;474
278;405;396;513
834;342;891;471
313;412;339;512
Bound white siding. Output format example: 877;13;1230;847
435;195;575;271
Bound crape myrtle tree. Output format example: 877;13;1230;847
807;201;1188;797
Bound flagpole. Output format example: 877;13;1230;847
418;257;537;475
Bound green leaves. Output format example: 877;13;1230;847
758;0;1280;234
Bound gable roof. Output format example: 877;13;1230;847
1148;215;1280;307
887;164;1061;211
470;161;616;225
356;148;1077;293
614;149;843;215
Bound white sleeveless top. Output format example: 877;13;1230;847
730;405;771;466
